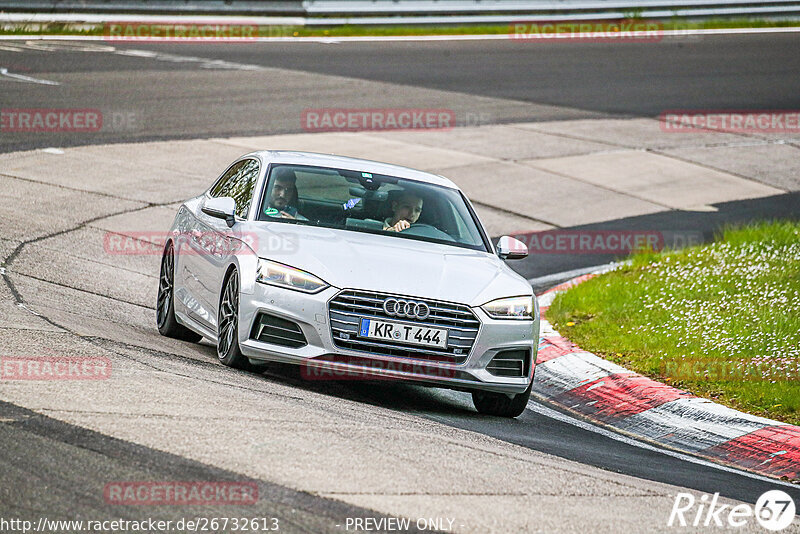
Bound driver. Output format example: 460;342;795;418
265;167;307;220
383;191;423;232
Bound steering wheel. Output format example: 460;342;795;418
402;223;454;241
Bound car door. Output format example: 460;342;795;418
190;158;261;333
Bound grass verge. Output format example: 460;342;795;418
547;221;800;425
1;18;800;37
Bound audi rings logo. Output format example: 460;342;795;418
383;298;430;320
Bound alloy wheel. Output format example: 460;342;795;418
156;245;174;329
218;272;239;358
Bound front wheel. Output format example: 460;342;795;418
472;382;532;418
217;268;251;369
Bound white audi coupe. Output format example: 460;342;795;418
157;151;539;417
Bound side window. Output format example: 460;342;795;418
209;161;245;198
209;159;260;218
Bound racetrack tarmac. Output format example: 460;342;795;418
1;35;799;532
1;32;800;151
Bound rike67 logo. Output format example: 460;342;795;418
668;490;796;530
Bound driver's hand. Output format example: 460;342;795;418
280;211;296;220
389;220;410;232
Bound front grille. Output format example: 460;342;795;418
250;313;307;348
486;350;530;378
328;290;480;364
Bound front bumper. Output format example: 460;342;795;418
238;284;539;394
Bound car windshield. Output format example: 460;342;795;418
256;164;489;252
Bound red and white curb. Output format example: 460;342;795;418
532;272;800;481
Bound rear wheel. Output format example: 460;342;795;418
217;268;251;369
156;243;202;342
472;382;532;418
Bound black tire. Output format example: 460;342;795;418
157;243;203;343
216;268;251;369
472;382;532;418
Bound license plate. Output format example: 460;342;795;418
359;318;448;349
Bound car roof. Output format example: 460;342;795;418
247;150;460;189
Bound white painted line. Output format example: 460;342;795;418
112;49;157;58
0;67;60;85
0;26;800;43
6;40;279;71
112;49;264;71
41;148;65;154
529;261;625;289
529;263;611;287
20;41;115;53
527;398;799;488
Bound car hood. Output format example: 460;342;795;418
239;222;532;306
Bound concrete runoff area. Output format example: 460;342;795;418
1;117;799;532
1;116;792;236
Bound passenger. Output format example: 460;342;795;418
383;191;423;232
264;168;308;220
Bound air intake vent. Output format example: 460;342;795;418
250;313;307;348
486;350;530;378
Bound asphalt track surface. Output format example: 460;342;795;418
1;33;800;150
2;35;800;530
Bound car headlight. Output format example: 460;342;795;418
481;296;535;320
256;259;329;294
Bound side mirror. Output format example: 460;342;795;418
201;197;236;228
497;236;528;260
